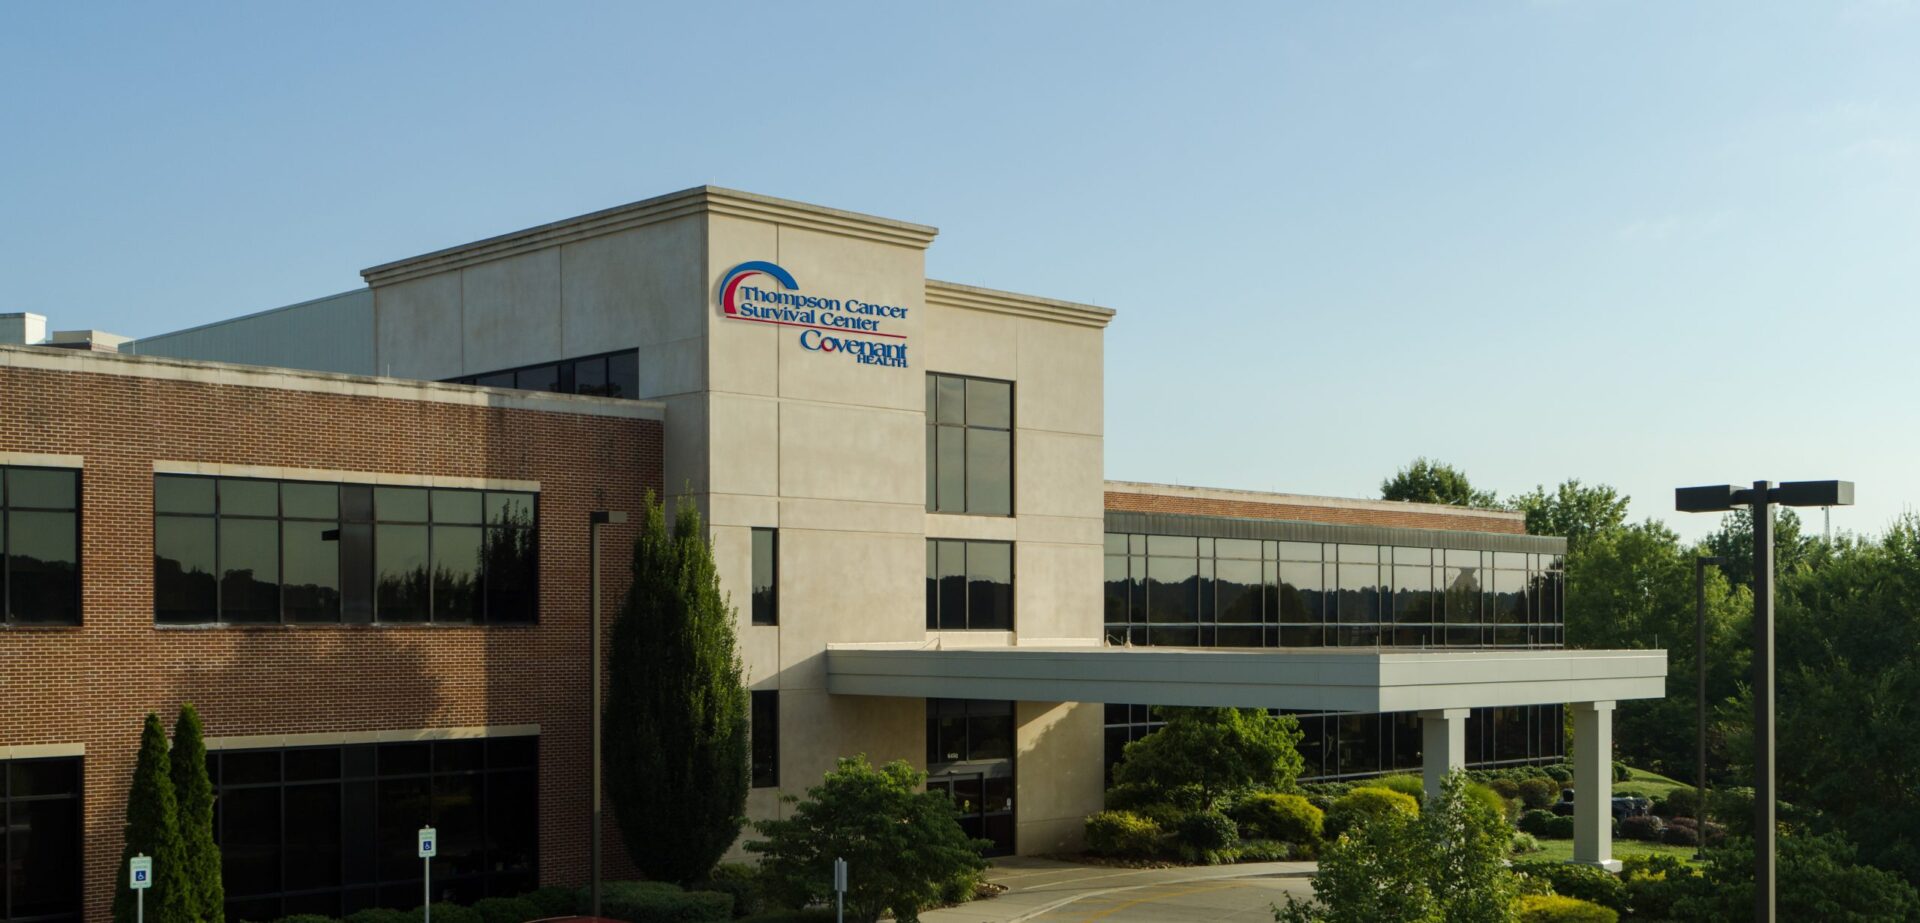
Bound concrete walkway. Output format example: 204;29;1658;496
919;856;1318;923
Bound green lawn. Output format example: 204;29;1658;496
1610;766;1691;803
1524;837;1703;865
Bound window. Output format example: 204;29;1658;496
750;529;777;626
925;373;1012;515
210;737;537;919
751;691;779;788
155;476;537;625
448;350;640;400
0;757;83;922
925;539;1013;630
926;699;1015;765
1;466;81;625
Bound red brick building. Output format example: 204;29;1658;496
0;345;661;921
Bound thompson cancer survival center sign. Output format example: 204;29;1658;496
718;261;909;368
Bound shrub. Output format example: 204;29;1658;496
1653;786;1700;819
748;756;987;923
1706;787;1754;836
737;912;836;923
1129;802;1185;831
406;904;483;923
519;886;579;916
1362;774;1426;800
344;910;412;923
1661;824;1699;846
1084;810;1164;857
1233;792;1323;844
1305;793;1336;814
1111;707;1305;808
1515;893;1618;923
270;916;341;923
597;882;733;923
1490;778;1521;799
1512;860;1626;913
696;864;765;918
1669;833;1920;921
1226;839;1295;862
1176;809;1240;855
1102;782;1161;812
1464;782;1514;824
472;896;544;923
1541;815;1576;839
1620;853;1696;920
1510;831;1541;854
1619;815;1665;842
1518;809;1558;836
1611;761;1632;783
1544;764;1573;782
1517;777;1559;810
1323;787;1419;840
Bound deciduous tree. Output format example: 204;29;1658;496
1380;458;1502;509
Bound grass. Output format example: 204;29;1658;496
1525;837;1703;865
1612;766;1691;803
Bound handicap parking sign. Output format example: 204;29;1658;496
129;855;153;890
418;826;437;858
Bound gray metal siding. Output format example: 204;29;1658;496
126;289;376;375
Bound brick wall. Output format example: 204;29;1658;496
0;361;662;918
1104;490;1528;534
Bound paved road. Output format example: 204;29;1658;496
920;856;1318;923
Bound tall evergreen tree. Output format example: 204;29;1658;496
113;713;194;923
604;491;750;883
171;703;223;922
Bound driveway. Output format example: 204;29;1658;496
919;856;1318;923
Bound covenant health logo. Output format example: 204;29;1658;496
719;261;909;368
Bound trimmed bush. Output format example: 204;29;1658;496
519;886;578;916
600;882;733;923
1362;774;1426;799
344;910;412;923
1518;809;1558;836
1662;824;1699;846
1619;815;1664;842
1305;793;1336;815
1176;809;1240;853
1620;853;1697;920
1233;793;1323;844
1544;764;1573;782
472;896;543;923
1323;787;1419;840
1611;761;1632;783
1490;778;1521;800
1464;782;1513;823
1102;782;1161;812
1085;810;1164;857
1129;802;1185;831
1541;814;1576;839
1510;831;1541;854
695;870;764;918
1653;786;1700;819
1513;860;1625;913
1515;893;1619;923
1518;777;1559;810
1226;839;1295;862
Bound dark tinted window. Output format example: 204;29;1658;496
751;691;779;788
926;539;1013;631
750;528;777;626
2;466;80;625
155;476;537;625
211;739;537;918
447;350;641;401
925;373;1013;515
2;756;84;921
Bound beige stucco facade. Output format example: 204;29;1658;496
349;187;1116;854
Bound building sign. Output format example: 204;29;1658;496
719;261;909;368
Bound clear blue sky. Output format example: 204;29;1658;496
5;2;1917;541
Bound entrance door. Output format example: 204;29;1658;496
930;772;1014;856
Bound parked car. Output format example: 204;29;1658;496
1549;788;1652;821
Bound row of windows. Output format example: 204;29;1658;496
155;476;538;625
926;539;1013;630
209;739;538;920
1104;534;1564;648
0;757;83;922
445;350;640;400
1102;704;1565;784
926;373;1013;516
0;467;80;627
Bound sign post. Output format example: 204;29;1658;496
418;827;437;922
129;854;152;923
833;857;848;923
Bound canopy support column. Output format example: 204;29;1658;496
1419;708;1470;801
1572;700;1621;871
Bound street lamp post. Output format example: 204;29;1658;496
1693;554;1724;860
1676;480;1853;923
588;509;628;919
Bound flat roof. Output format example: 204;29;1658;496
827;644;1665;713
1106;480;1525;522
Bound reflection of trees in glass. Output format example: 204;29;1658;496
481;505;536;623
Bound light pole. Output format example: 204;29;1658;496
589;509;628;919
1693;554;1724;860
1676;480;1853;923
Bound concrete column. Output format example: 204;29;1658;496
1419;708;1470;802
1572;701;1621;871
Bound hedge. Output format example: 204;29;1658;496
1512;860;1625;913
1515;893;1619;923
1085;810;1165;857
472;896;544;923
600;881;734;923
1233;792;1323;844
1323;787;1419;840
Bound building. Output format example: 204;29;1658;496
1;186;1665;921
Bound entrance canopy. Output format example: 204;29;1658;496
825;644;1666;713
